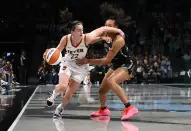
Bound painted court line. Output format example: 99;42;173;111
8;86;39;131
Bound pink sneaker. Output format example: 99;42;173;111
121;105;139;121
90;107;110;117
121;122;138;131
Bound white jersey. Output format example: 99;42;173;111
60;34;89;78
64;34;88;61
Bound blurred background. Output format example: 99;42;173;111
0;0;191;85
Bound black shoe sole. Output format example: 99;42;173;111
47;100;53;107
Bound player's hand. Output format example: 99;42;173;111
76;57;88;65
43;49;49;61
118;29;125;39
102;36;112;43
107;63;112;66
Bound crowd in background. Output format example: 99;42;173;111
37;61;59;85
37;10;191;85
0;55;16;93
1;1;190;86
0;51;27;93
37;50;189;85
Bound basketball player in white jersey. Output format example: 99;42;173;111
44;20;124;118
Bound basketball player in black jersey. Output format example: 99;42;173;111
77;19;139;121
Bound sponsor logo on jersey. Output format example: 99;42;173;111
63;66;67;70
66;49;84;54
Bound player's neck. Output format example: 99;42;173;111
71;35;82;46
109;33;118;40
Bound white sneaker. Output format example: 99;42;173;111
53;104;64;119
47;95;55;107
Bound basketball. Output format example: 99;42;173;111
44;48;62;65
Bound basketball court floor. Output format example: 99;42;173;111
6;84;191;131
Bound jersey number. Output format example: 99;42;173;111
71;54;79;59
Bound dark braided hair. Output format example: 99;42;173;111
100;2;134;32
100;2;137;52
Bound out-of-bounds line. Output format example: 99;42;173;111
8;86;39;131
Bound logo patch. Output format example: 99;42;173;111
63;66;67;70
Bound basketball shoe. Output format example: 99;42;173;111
53;104;64;119
121;105;139;121
47;94;55;107
90;107;110;117
47;90;59;107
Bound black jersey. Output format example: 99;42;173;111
106;35;135;64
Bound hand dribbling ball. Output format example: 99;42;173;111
44;48;62;65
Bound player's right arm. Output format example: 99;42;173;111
43;35;67;60
56;35;68;51
90;36;112;44
85;26;124;44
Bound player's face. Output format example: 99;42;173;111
105;19;116;36
105;19;115;27
72;24;83;38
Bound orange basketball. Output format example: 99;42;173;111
45;48;62;65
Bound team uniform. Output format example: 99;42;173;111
46;34;89;107
91;35;139;120
59;34;89;83
107;35;137;75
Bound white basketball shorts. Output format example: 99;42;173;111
59;62;89;83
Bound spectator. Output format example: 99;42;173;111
160;56;167;77
136;62;143;84
165;56;172;78
37;64;46;84
52;67;59;85
142;59;150;83
149;62;162;83
182;51;191;71
18;50;27;85
3;61;13;89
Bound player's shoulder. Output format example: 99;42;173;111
114;35;125;44
60;34;70;43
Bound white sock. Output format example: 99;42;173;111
53;89;60;99
61;103;65;108
58;103;65;110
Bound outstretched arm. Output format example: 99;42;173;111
77;35;125;65
90;36;112;44
85;26;124;45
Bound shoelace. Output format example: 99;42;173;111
97;109;105;113
121;106;132;114
96;107;108;114
121;109;129;115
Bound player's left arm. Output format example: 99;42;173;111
89;36;112;44
85;26;124;45
77;36;125;65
